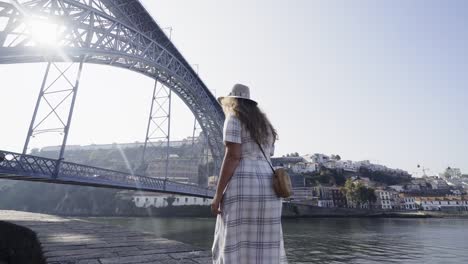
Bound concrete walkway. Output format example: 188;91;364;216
0;210;212;264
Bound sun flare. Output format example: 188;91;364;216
25;18;63;47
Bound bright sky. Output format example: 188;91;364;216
1;0;467;175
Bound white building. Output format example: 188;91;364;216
133;194;211;208
323;160;337;170
338;160;359;172
376;190;394;210
290;162;317;173
304;153;330;164
354;160;371;168
389;185;405;192
418;199;468;211
291;187;315;201
428;178;450;190
401;196;417;210
318;200;334;208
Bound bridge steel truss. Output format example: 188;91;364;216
0;150;215;198
0;0;225;183
141;79;172;179
22;59;85;162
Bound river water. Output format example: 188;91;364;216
84;217;468;263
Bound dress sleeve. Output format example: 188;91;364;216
223;115;242;144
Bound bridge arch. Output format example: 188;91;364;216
0;0;225;171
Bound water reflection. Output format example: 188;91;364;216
84;217;468;263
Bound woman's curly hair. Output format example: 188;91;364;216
221;97;278;146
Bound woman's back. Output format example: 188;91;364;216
223;114;275;161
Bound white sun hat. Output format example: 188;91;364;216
217;83;257;105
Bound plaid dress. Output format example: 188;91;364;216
212;114;288;264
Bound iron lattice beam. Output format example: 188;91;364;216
141;79;172;179
0;149;215;198
22;58;85;164
0;0;224;172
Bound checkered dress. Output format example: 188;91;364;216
212;114;288;264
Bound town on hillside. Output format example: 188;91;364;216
267;153;468;212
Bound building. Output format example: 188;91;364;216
406;183;421;191
39;137;210;185
290;186;341;208
411;178;430;190
303;153;330;164
313;186;335;208
40;137;199;152
403;197;417;210
271;156;305;167
427;177;450;190
389;185;405;192
399;193;417;210
403;189;453;197
290;162;317;174
416;197;468;211
375;190;399;210
146;160;194;183
290;187;316;202
289;173;306;188
337;160;359;172
133;193;212;208
331;187;347;208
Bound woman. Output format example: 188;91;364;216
211;84;288;264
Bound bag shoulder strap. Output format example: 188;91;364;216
254;139;275;174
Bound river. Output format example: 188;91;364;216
84;217;468;263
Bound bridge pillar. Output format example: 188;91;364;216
22;57;85;164
141;79;172;181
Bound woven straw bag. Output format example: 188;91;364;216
256;141;292;198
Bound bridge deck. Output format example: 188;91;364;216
0;150;215;199
0;210;212;264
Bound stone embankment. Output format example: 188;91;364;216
0;210;211;264
282;202;432;218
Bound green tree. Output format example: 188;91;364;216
342;179;376;208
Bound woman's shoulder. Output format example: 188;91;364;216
224;114;242;129
224;114;241;124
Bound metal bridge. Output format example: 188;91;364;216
0;0;224;198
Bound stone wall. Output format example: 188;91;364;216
0;221;45;264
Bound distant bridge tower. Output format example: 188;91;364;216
0;0;225;178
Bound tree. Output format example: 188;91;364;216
343;179;357;206
342;179;376;208
359;166;410;185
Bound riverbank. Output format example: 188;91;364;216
0;210;211;264
10;203;468;219
282;202;468;218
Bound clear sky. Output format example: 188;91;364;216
1;0;467;175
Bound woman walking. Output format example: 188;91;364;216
211;84;288;264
